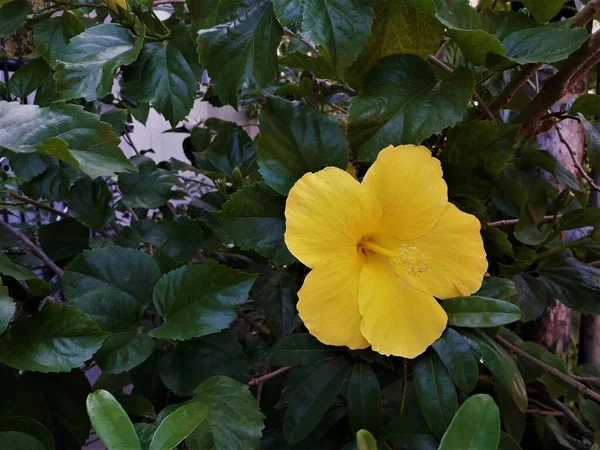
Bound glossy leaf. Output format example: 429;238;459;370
66;177;115;231
520;0;562;23
33;12;85;66
432;328;479;393
348;363;381;433
476;277;518;300
257;96;348;195
413;352;458;439
94;331;155;374
118;157;180;209
0;432;45;450
8;58;52;99
268;333;340;366
570;94;600;116
150;402;207;450
0;286;15;335
0;416;55;450
348;54;474;162
511;273;549;322
87;389;141;450
438;394;500;450
0;304;106;373
559;208;600;230
442;296;522;328
55;24;144;101
0;252;36;280
0;0;31;37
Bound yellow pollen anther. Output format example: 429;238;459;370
361;240;430;275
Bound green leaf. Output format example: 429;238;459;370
37;217;89;261
432;328;478;393
356;429;378;450
496;384;526;444
283;358;352;445
0;432;45;450
87;389;141;450
257;96;348;195
538;252;600;314
187;0;245;30
559;208;600;230
120;395;157;420
503;22;589;64
461;330;527;413
0;102;134;178
442;296;522;328
190;376;264;449
55;24;144;101
8;58;52;99
0;416;55;450
66;177;115;231
0;0;31;37
134;423;155;450
581;115;600;172
348;363;381;434
159;330;249;396
268;333;340;366
150;261;257;340
273;0;374;78
413;352;458;439
581;399;600;431
95;331;155;374
185;118;257;180
197;0;283;105
351;0;444;85
568;94;600;116
348;55;474;162
155;217;204;269
215;183;293;264
510;273;548;322
118;157;180;209
498;432;522;450
433;0;505;65
516;341;572;398
150;402;208;450
0;252;36;280
33;11;85;66
438;394;500;450
122;40;198;126
0;304;107;373
64;247;162;331
520;0;562;23
0;286;15;335
476;277;518;300
441;120;520;198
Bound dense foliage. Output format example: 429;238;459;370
0;0;600;448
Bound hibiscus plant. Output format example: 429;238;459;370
1;0;600;449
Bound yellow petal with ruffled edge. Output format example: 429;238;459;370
297;246;369;349
358;253;447;358
285;167;381;268
362;145;448;241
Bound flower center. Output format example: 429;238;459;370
360;239;431;275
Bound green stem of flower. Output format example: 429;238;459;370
535;235;591;261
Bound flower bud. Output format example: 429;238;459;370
104;0;128;13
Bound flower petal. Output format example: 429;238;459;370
297;246;369;349
358;253;447;358
362;145;447;241
393;203;488;299
285;167;381;268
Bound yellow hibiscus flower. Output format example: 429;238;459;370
284;145;488;358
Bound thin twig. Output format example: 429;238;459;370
123;131;139;155
328;103;348;114
495;335;600;404
571;375;600;385
8;192;70;219
282;27;320;58
152;0;185;4
175;174;215;187
550;399;595;438
238;311;271;338
488;215;558;228
0;220;63;277
114;185;139;222
527;409;565;416
427;56;494;120
248;367;291;386
555;124;600;192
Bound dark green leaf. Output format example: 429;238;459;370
520;0;562;23
215;183;293;264
150;402;208;450
0;416;55;450
118;157;180;209
87;389;141;450
95;331;155;374
569;94;600;116
0;286;15;335
190;376;264;449
0;252;36;280
510;273;548;322
441;120;520;198
517;341;572;398
283;358;351;445
0;304;107;373
36;217;89;261
476;277;518;300
581;399;600;431
67;177;115;231
33;12;85;66
348;363;381;434
120;395;156;420
0;432;45;450
538;252;600;314
443;296;521;328
503;22;589;64
438;394;500;450
559;208;600;230
496;384;525;444
273;0;374;78
432;328;478;393
159;330;249;396
8;59;52;99
150;261;256;340
134;423;155;450
268;333;340;366
413;352;458;439
156;216;204;267
55;24;144;101
0;0;31;37
257;96;348;195
197;0;283;105
498;432;522;450
461;330;527;413
348;55;474;162
64;247;162;331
